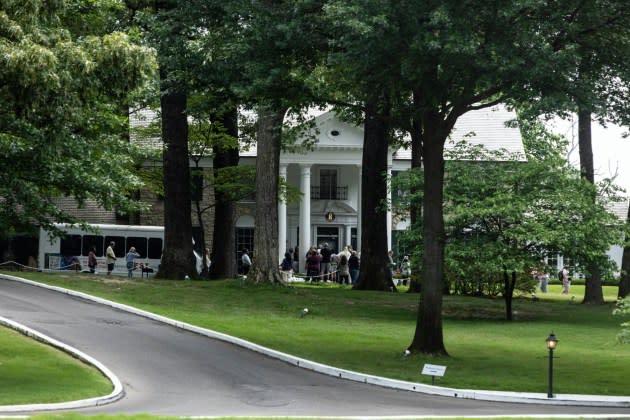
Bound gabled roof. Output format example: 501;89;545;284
393;105;524;160
130;105;524;161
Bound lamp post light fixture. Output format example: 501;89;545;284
546;332;558;398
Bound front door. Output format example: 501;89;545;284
316;226;339;254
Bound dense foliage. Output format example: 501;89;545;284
393;119;626;297
614;297;630;344
0;0;155;237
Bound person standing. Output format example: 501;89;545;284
125;247;141;278
386;250;397;292
338;254;350;285
306;248;322;283
280;251;293;284
561;265;570;294
105;241;116;275
88;246;98;274
400;256;411;286
241;249;252;275
536;260;549;293
320;243;332;281
348;251;360;286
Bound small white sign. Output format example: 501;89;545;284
422;364;446;377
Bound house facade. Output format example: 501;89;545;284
239;106;524;272
0;106;525;273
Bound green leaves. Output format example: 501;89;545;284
0;0;154;236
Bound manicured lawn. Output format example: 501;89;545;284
0;325;112;404
3;270;629;397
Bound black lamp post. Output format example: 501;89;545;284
546;332;558;398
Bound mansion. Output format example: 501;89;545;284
0;106;526;273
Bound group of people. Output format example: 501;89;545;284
533;260;571;294
282;243;360;285
87;241;144;278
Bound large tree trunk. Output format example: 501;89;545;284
407;94;423;294
619;201;630;298
248;106;285;284
210;108;239;279
504;270;517;321
355;98;390;291
408;116;448;355
155;86;196;279
578;110;604;304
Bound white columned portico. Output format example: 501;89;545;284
299;164;312;273
278;164;288;263
386;165;392;251
356;165;362;252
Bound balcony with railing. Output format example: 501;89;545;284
310;186;348;200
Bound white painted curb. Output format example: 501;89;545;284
0;314;124;412
2;273;630;408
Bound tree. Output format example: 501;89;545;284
131;0;211;279
516;1;630;303
319;0;630;354
319;0;406;291
224;0;328;284
0;0;154;238
393;120;625;314
208;109;241;279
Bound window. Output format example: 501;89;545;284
351;228;357;252
126;237;147;257
320;169;337;200
546;254;559;272
60;235;82;256
317;226;339;253
148;238;163;259
82;235;104;257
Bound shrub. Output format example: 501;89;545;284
613;297;630;344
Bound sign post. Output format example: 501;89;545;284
421;364;447;385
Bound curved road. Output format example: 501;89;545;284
0;277;628;417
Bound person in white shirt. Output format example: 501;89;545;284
106;242;116;275
241;249;252;275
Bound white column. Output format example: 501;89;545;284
299;164;312;273
356;165;362;251
386;165;392;251
278;164;288;263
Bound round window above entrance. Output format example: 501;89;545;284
327;129;341;139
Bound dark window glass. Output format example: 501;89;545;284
148;238;163;259
320;169;337;199
60;235;82;256
104;236;125;258
125;237;147;258
351;228;357;252
82;235;104;257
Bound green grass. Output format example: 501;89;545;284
0;325;112;404
3;271;630;397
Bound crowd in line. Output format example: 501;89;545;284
276;243;412;291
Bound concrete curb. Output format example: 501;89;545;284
2;273;630;409
0;314;124;412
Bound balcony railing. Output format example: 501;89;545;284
310;186;348;200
